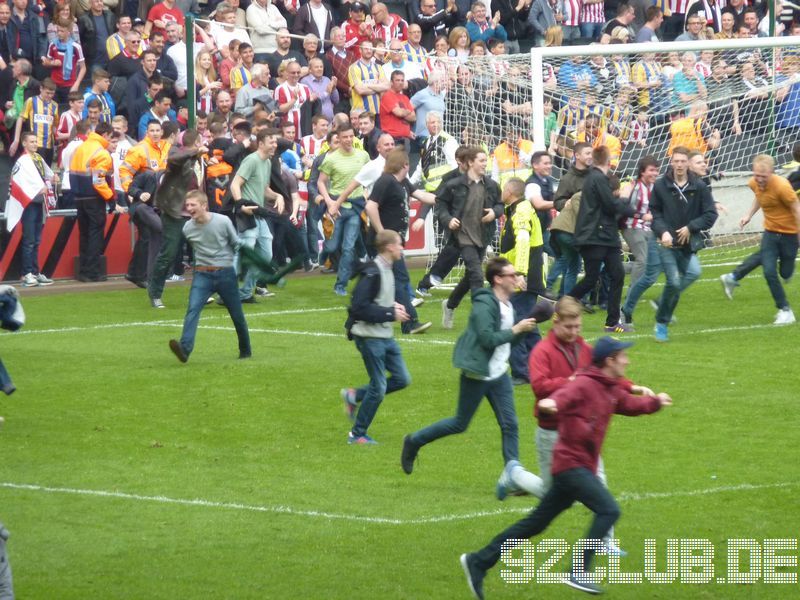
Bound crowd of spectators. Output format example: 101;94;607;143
1;0;798;299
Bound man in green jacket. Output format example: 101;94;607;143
401;258;542;496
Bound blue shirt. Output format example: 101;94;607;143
776;76;800;129
672;71;705;106
410;87;446;138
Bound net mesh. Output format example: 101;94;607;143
424;39;800;284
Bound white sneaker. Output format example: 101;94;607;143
442;300;455;329
167;274;185;282
35;273;54;285
411;297;424;308
429;274;443;287
21;273;39;287
774;308;796;325
720;273;738;300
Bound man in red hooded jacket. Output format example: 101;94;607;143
461;336;671;598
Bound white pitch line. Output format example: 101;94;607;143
0;480;794;526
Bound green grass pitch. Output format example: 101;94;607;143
0;262;798;599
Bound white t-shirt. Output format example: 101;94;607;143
112;138;134;192
310;3;329;48
61;139;83;191
486;299;514;380
355;155;386;199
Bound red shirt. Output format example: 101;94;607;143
549;367;661;476
529;329;593;430
147;2;185;37
46;41;85;87
379;90;413;138
343;18;370;58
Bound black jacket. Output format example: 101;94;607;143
77;10;116;69
436;173;503;247
554;165;590;211
651;170;718;251
7;9;47;63
573;167;635;248
491;0;531;41
344;260;395;340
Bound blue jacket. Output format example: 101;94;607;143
466;20;507;43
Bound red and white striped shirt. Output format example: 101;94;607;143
372;14;408;43
581;1;604;24
56;109;80;160
299;134;326;199
562;0;582;27
624;180;652;230
666;0;691;15
695;61;712;78
274;82;313;139
629;119;649;143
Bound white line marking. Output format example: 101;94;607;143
0;480;794;525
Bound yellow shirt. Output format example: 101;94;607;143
749;174;799;234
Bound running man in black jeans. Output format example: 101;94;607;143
460;337;672;598
568;145;636;333
437;146;503;330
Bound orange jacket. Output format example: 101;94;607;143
119;137;171;193
68;132;115;202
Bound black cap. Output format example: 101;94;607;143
349;1;367;12
133;17;145;26
592;336;633;363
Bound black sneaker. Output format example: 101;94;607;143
169;339;188;363
460;553;485;600
241;296;258;304
565;572;603;595
401;435;418;474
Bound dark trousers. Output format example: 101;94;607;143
569;245;625;327
759;231;798;309
20;202;44;276
393;256;420;332
409;372;519;464
525;245;546;297
266;213;307;266
509;292;542;382
178;267;251;358
417;244;460;290
447;244;485;310
75;196;107;280
127;202;163;283
148;213;186;300
473;467;621;573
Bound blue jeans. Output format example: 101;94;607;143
472;467;620;573
393;256;419;331
179;267;251;358
656;248;701;325
547;231;581;296
623;233;661;317
238;217;273;299
20;202;44;275
409;372;519;464
327;205;362;290
509;292;542;382
759;231;798;309
580;22;604;40
352;336;410;437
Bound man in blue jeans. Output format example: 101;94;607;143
341;230;411;445
401;258;540;485
720;154;800;325
460;337;672;598
317;124;370;296
650;147;717;342
169;191;251;363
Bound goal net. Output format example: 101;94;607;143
426;35;800;285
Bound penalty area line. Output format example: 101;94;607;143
0;480;795;526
